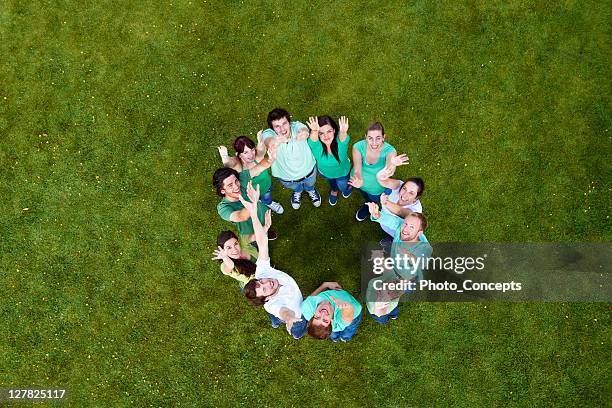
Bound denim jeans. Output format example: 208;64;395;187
320;172;351;196
278;167;317;193
329;312;363;342
260;183;273;205
369;306;399;324
358;188;392;203
268;313;308;339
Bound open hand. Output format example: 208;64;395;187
307;116;319;132
380;193;389;206
218;145;229;157
212;246;229;261
263;209;272;232
366;202;380;218
339;116;349;134
348;175;363;188
391;154;409;167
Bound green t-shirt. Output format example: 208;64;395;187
239;161;272;197
217;198;268;237
261;121;316;180
300;289;362;332
372;211;433;280
350;140;396;195
307;135;352;179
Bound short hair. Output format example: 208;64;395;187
232;136;256;155
267;108;291;129
366;121;385;136
212;167;240;197
307;317;332;340
243;280;267;306
407;212;428;232
400;177;425;198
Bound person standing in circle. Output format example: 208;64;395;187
349;122;408;221
261;108;322;210
306;115;352;206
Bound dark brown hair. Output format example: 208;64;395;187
216;230;256;278
232;136;256;155
267;108;291;129
212;167;240;196
307;318;333;340
366;121;385;136
243;280;267;306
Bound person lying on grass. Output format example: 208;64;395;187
375;164;424;248
300;282;363;342
305;115;352;206
240;181;308;339
213;167;278;250
212;227;269;290
349;121;407;221
365;202;432;324
261;108;322;209
218;132;284;214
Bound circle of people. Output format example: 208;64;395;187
212;108;432;342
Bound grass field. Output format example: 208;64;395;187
1;0;610;406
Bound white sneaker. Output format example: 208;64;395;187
307;189;322;207
291;191;301;209
266;201;284;214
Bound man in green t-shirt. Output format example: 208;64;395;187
365;202;432;324
261;108;322;210
212;167;277;247
300;282;363;342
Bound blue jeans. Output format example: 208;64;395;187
268;313;308;339
369;306;399;324
358;188;392;203
329;312;363;342
320;173;351;196
260;183;273;205
278;167;317;193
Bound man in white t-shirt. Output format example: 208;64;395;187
240;181;307;339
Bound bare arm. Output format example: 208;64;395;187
255;130;266;161
248;157;271;178
239;182;269;261
352;147;363;178
218;146;241;170
309;281;343;296
228;207;251;223
381;194;412;217
212;246;235;274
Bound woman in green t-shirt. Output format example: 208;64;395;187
349;122;408;222
305;115;352;206
218;133;284;214
212;229;262;289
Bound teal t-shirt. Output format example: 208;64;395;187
261;121;316;180
217;198;267;237
307;135;351;179
372;211;433;280
239;161;272;197
350;140;396;195
300;289;362;332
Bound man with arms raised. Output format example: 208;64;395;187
240;182;307;339
261;108;322;209
365;202;432;324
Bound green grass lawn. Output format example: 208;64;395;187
1;0;610;406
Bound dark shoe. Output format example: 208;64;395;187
329;193;338;206
355;204;369;221
267;228;277;241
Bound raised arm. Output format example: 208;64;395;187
307;116;319;142
255;130;266;161
279;307;299;334
212;245;235;274
218;145;241;170
338;116;349;143
380;193;412;217
309;281;343;296
228;207;251;223
239;182;269;261
352;146;363;178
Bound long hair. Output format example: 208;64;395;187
216;230;256;278
317;115;341;163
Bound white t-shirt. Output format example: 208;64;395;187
380;180;423;236
255;259;303;320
